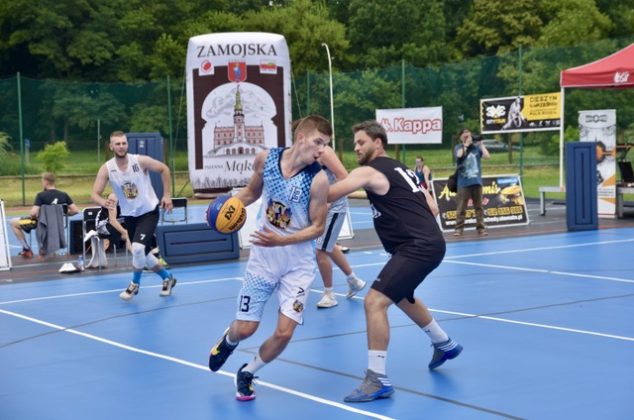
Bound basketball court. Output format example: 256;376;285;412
1;200;633;419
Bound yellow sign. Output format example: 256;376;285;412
523;92;561;121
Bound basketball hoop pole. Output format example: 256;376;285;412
321;43;335;150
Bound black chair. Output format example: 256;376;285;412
618;161;634;185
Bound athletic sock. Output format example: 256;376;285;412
324;286;333;295
156;268;171;280
225;333;238;347
346;273;359;283
132;271;142;285
422;319;449;344
368;350;387;375
243;352;267;374
20;239;30;249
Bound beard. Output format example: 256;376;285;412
114;150;127;159
356;149;372;166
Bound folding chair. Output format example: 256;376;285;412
82;207;128;270
161;197;188;224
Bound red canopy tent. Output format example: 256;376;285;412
555;43;634;186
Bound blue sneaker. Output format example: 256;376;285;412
428;338;463;370
344;370;394;402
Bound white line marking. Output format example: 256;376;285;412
447;238;634;259
0;277;243;305
0;308;394;420
445;260;634;284
429;308;634;342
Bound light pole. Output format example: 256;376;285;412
321;42;335;150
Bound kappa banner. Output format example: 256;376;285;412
481;93;561;134
579;109;616;218
376;107;443;144
431;174;529;231
186;33;292;194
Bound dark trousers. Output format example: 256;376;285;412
455;184;486;232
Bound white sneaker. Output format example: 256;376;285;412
346;276;367;299
160;276;177;297
316;293;338;308
120;282;139;301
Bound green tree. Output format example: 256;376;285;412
36;141;70;173
346;0;448;68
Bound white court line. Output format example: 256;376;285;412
0;277;243;305
0;308;394;420
429;308;634;342
447;237;634;259
445;260;634;284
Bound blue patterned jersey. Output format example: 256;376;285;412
257;148;321;236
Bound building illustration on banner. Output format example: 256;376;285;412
186;33;291;194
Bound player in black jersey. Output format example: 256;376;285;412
328;120;462;403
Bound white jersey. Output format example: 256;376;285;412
106;154;159;217
241;148;322;324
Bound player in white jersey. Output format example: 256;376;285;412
208;115;331;401
91;131;176;301
314;145;366;309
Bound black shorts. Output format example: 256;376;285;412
18;217;38;233
123;206;159;254
371;242;445;304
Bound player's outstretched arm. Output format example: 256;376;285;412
91;164;111;208
138;156;173;211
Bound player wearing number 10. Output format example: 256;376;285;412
328;120;462;403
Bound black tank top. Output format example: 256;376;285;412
365;156;444;255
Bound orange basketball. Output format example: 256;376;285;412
207;195;247;234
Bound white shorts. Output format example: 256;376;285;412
315;211;346;253
236;243;316;325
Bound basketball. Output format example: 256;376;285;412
206;195;247;234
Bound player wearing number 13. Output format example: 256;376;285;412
328;120;462;403
207;115;331;401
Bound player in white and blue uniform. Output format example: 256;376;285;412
208;115;331;401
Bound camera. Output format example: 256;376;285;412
472;134;482;143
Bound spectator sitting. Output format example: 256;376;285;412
10;172;79;258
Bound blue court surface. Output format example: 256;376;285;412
1;226;633;419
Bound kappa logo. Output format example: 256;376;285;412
614;71;630;84
585;114;608;123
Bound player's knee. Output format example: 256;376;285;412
273;326;294;344
131;242;145;270
364;290;388;311
145;252;159;269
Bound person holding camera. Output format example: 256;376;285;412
453;129;490;237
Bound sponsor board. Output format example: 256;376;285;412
481;93;561;134
376;107;443;144
432;174;529;231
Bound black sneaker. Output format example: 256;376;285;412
160;276;177;297
235;363;256;401
208;329;237;372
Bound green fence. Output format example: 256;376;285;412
2;37;634;205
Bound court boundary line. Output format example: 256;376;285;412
0;307;395;420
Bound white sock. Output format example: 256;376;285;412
244;352;267;374
324;287;333;295
225;332;238;347
422;319;449;344
346;273;359;284
368;350;387;375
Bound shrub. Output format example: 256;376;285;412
36;141;70;174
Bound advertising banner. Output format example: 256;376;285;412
481;93;561;134
186;33;291;194
432;174;529;231
376;107;443;144
579;109;616;218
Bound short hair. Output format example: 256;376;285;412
458;128;470;138
352;120;388;147
294;115;332;139
110;130;126;139
41;172;55;184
